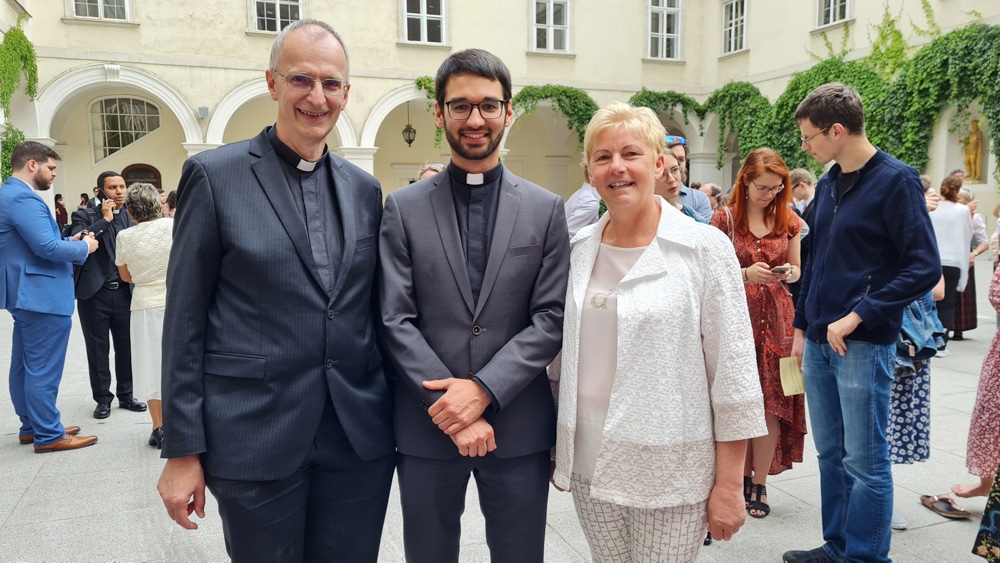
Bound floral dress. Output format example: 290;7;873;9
710;208;806;474
975;464;1000;561
966;267;1000;478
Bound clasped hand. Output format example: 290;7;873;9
423;377;496;457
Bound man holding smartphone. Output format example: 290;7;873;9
69;171;146;419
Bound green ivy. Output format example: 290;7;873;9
511;85;598;147
701;82;773;169
414;75;443;148
875;23;1000;178
628;88;702;129
0;16;38;180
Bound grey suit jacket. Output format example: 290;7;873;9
379;167;569;460
161;128;394;480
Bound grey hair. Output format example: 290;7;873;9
268;19;349;78
125;183;162;223
958;187;974;203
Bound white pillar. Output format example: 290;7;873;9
544;155;573;199
688;151;726;188
339;146;378;176
182;143;223;157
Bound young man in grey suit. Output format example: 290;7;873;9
379;49;570;563
157;20;395;562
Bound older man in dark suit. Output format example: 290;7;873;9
379;49;570;562
156;20;394;562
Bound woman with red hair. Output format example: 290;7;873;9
710;147;806;519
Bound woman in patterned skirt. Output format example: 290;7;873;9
953;188;990;340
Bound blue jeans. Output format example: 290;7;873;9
803;339;893;563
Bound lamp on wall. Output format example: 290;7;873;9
402;101;416;147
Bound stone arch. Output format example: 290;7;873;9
361;83;427;148
207;77;357;146
35;64;202;144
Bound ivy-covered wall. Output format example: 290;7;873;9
1;17;38;180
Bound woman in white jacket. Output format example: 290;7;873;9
929;174;974;355
551;101;767;561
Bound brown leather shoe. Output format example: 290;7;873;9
33;433;98;453
19;425;81;444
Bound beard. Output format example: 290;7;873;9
444;123;504;162
32;169;53;191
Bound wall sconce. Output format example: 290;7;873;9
402;101;416;147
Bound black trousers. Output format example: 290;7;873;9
205;399;396;563
77;284;133;404
938;265;962;338
397;450;550;563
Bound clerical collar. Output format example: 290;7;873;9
448;161;503;187
266;125;328;172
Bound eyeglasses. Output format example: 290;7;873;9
666;166;683;178
665;135;687;147
444;99;508;120
274;71;349;97
800;127;829;145
752;180;785;194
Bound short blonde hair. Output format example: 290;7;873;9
582;102;666;170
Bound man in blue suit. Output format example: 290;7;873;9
156;20;394;562
0;141;99;452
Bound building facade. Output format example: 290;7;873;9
2;0;997;216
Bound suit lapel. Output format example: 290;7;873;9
474;171;519;319
249;134;326;292
429;171;475;314
327;156;355;301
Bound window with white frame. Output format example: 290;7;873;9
817;0;850;27
254;0;300;33
90;98;160;162
404;0;445;44
722;0;746;54
648;0;680;60
534;0;569;52
72;0;128;20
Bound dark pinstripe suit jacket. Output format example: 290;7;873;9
379;167;569;460
161;128;394;480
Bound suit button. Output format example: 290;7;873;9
325;359;335;368
472;325;482;335
466;372;475;379
420;401;430;410
328;310;335;319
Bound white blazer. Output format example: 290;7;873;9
553;197;767;508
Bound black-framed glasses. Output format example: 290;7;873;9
444;99;508;120
665;135;687;146
800;127;829;145
752;180;785;194
274;71;349;97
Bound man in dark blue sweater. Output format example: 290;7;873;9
782;83;940;563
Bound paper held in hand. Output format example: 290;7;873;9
780;357;805;396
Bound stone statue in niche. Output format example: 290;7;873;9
961;119;985;182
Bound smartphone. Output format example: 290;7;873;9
771;265;791;274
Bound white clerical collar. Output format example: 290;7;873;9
297;159;318;172
466;173;484;186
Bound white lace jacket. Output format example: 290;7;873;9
552;197;767;509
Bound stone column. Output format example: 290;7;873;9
339;147;378;176
545;155;573;199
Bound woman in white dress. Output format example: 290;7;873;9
115;183;173;448
551;101;767;561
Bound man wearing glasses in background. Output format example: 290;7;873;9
157;20;395;561
783;83;939;563
667;135;714;221
379;49;569;563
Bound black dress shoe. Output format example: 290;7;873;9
119;397;147;412
93;402;111;419
148;427;163;449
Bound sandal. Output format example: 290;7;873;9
920;494;971;519
748;483;770;518
744;475;753;508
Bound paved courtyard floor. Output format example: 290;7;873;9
0;261;996;562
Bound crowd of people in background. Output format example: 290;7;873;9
4;18;1000;563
